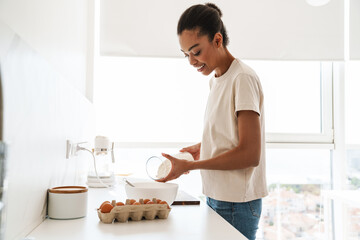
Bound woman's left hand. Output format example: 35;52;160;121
156;153;192;182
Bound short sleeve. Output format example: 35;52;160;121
233;73;261;117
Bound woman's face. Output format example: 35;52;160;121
179;29;219;76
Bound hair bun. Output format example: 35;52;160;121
205;3;222;17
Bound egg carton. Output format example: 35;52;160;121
97;198;171;223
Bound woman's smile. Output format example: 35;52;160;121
196;64;205;72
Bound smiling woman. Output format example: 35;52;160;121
156;4;269;240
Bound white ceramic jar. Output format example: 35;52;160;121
48;186;88;219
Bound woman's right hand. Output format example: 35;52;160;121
180;142;201;160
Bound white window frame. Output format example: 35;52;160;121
265;62;334;147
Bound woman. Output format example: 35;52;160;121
159;3;268;240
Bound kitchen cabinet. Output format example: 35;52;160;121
26;185;248;240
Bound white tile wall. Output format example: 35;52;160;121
0;22;94;240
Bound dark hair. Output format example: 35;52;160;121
177;3;229;47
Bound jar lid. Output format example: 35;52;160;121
48;186;88;194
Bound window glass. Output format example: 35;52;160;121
344;61;360;239
345;61;360;145
245;60;322;134
258;149;331;240
346;149;360;190
94;56;209;142
346;206;360;240
94;58;326;142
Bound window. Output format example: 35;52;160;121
345;149;360;239
94;57;333;145
344;61;360;240
93;57;335;240
94;56;209;142
346;205;360;240
347;149;360;190
258;149;331;240
345;61;360;145
246;61;333;144
93;2;354;238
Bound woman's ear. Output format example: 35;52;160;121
213;33;223;48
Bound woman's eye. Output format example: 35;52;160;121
184;54;189;58
194;51;201;56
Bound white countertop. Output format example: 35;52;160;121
26;184;248;240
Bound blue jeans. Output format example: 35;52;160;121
207;197;262;240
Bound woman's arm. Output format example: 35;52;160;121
190;110;261;170
159;110;261;182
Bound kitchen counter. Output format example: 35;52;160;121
26;184;248;240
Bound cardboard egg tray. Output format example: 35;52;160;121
97;198;171;223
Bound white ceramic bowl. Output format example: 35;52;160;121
125;181;178;205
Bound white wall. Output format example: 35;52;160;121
0;0;94;239
0;0;91;97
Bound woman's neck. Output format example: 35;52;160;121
214;48;235;77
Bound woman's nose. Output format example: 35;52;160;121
188;54;197;66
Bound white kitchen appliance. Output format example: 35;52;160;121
86;136;116;188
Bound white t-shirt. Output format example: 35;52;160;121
200;58;268;202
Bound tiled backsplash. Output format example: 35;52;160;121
0;23;94;239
